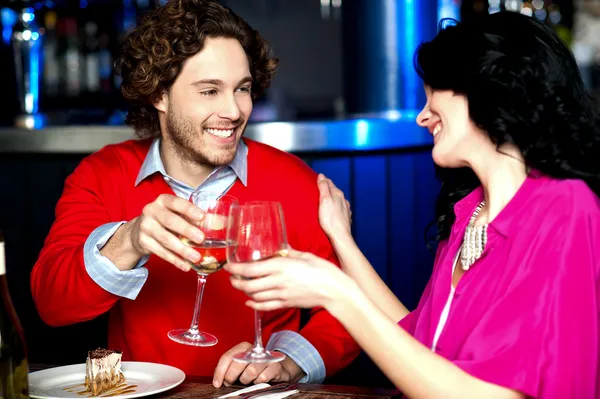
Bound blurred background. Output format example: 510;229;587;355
0;0;585;388
0;0;584;126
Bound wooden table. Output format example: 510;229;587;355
30;365;402;398
157;376;401;398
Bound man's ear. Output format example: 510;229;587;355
153;91;169;113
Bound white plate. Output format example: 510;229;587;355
28;361;186;399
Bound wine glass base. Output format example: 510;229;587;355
232;349;286;364
167;329;218;347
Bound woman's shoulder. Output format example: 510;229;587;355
534;176;600;219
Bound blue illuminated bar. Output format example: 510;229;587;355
341;0;440;117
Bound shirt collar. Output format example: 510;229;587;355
453;185;485;223
453;169;547;237
135;137;248;187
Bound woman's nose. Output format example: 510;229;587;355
416;108;431;127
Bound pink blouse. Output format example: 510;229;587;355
399;171;600;398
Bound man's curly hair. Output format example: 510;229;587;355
115;0;279;138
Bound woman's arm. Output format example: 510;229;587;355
317;174;409;322
330;230;410;322
229;255;523;399
328;280;524;399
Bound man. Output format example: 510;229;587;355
30;0;359;388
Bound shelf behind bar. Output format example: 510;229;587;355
0;117;432;154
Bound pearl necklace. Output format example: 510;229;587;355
460;201;487;271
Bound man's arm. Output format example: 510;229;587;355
84;222;149;300
266;330;325;383
30;154;129;326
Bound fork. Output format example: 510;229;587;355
212;383;297;399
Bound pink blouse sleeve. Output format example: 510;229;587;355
398;311;416;332
453;208;599;398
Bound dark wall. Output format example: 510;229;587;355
1;146;439;387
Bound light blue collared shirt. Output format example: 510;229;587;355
82;138;325;383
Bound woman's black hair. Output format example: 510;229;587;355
415;11;600;242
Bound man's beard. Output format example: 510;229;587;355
165;107;243;168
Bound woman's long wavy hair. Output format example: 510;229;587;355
115;0;279;138
415;12;600;243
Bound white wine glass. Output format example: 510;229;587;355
226;201;288;363
168;191;238;346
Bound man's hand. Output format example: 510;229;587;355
212;342;307;388
101;194;206;271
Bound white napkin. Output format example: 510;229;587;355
217;383;299;398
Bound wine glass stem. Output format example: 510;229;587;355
189;274;208;334
253;309;265;353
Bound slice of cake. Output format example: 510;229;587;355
85;348;125;396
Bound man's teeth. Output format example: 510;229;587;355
206;128;235;138
432;124;442;136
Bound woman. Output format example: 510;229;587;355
226;12;600;398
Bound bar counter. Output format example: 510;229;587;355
0;117;430;154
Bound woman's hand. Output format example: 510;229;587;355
225;249;354;311
317;174;352;238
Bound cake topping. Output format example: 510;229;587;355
88;348;122;359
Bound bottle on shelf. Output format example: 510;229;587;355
11;2;44;128
0;230;29;399
43;10;59;98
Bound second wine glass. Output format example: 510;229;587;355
227;201;288;363
167;191;238;347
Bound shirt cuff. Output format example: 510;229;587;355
83;222;149;300
266;330;326;383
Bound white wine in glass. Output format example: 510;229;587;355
167;192;237;347
227;201;288;364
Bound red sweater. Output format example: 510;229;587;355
31;138;360;377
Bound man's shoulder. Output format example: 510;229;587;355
71;138;152;182
79;138;151;169
245;138;316;183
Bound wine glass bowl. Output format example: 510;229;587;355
167;192;238;347
226;201;288;363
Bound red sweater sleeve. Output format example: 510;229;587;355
30;150;122;326
281;157;361;377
